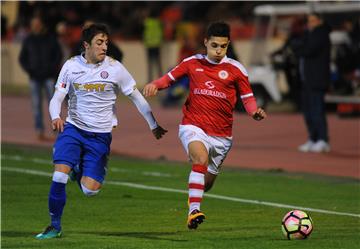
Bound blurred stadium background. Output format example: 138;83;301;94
2;1;360;102
2;1;280;87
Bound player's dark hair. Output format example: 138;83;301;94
206;22;230;39
81;23;109;47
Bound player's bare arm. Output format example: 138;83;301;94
143;74;173;97
143;83;159;97
252;107;267;121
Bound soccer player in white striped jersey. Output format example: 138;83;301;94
35;23;167;239
144;22;266;229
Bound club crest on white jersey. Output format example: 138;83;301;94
100;71;109;79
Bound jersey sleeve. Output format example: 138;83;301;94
167;59;189;81
235;66;258;115
235;66;253;99
55;60;72;94
153;57;192;89
116;62;136;96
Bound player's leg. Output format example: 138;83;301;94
204;172;217;192
36;164;71;239
48;165;71;233
186;140;208;229
36;123;82;239
80;131;112;197
80;176;102;196
178;125;210;229
68;163;83;188
188;141;208;212
205;135;233;192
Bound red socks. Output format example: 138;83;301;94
188;164;207;214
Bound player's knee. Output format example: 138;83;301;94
192;156;208;166
81;183;100;197
52;171;69;184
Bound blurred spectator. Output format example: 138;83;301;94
160;40;194;107
162;23;200;108
271;17;305;110
19;15;63;140
16;1;59;35
56;21;72;63
228;18;255;40
293;13;331;153
10;1;262;42
17;1;38;30
143;8;163;82
12;22;29;42
333;18;360;95
348;18;360;95
160;3;183;40
56;21;82;62
227;43;248;112
226;42;239;61
62;24;82;55
1;15;7;39
178;36;198;61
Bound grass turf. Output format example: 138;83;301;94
2;144;360;249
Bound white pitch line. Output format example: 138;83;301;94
3;166;360;218
4;167;53;177
2;155;174;178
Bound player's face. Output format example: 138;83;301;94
204;36;230;63
84;33;108;64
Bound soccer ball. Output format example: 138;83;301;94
281;210;313;240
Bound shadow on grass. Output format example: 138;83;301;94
80;231;188;242
1;231;34;238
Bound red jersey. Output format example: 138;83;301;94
156;54;256;137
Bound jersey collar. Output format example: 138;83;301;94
79;53;105;68
205;55;228;65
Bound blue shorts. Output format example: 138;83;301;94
53;123;112;184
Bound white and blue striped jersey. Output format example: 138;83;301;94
55;55;136;133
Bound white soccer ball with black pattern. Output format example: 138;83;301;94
281;210;314;240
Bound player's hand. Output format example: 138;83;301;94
52;118;65;132
252;107;267;121
143;83;158;97
152;125;168;139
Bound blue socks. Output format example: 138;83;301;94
48;181;66;231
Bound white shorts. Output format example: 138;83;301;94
178;124;233;175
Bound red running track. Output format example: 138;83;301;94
2;96;359;179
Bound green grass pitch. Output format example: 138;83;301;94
2;144;360;249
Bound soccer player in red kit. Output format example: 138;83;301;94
143;22;266;229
